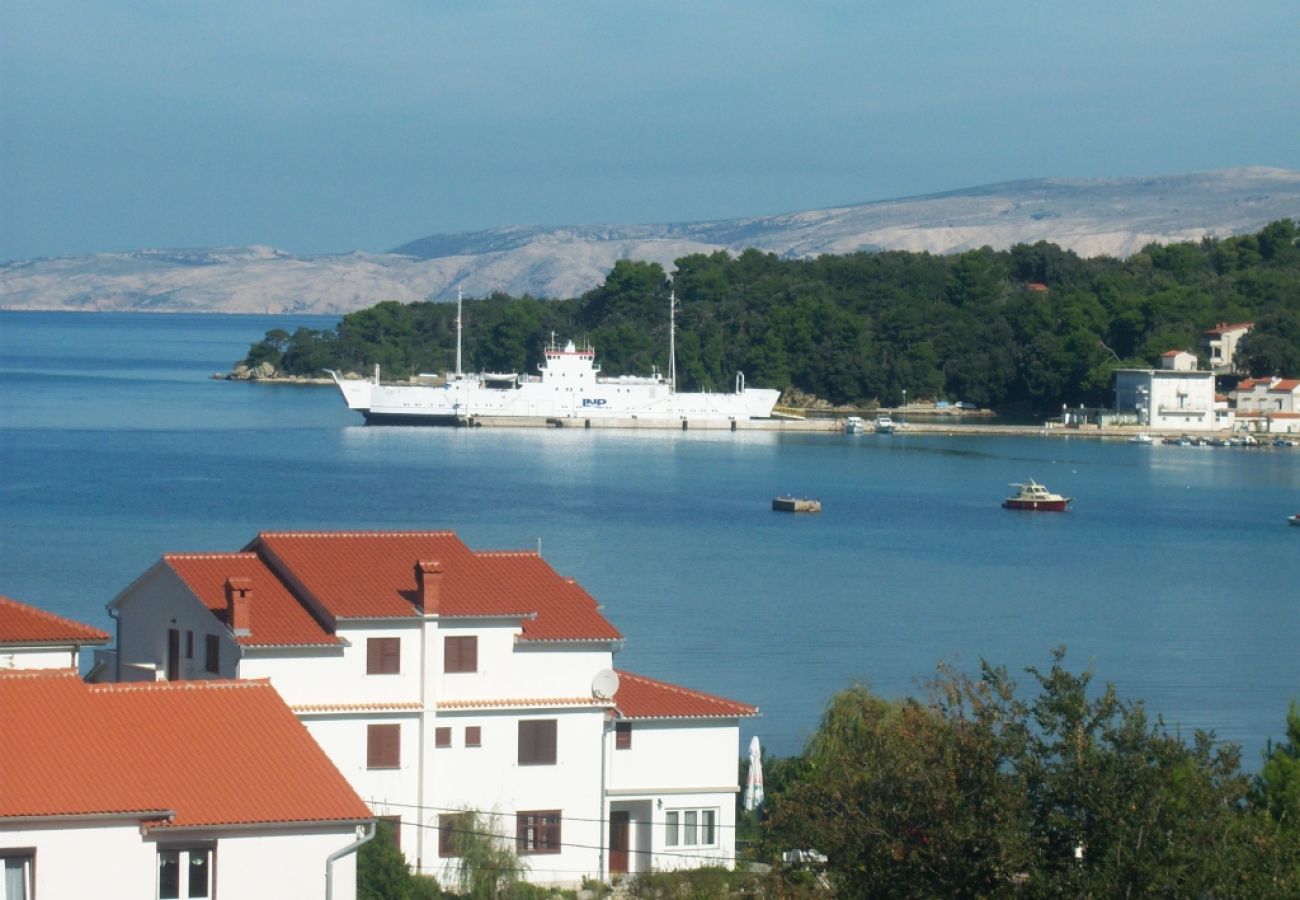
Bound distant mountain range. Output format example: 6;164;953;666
3;167;1298;315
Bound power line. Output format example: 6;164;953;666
367;797;756;832
373;812;752;867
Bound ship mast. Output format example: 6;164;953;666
668;290;677;393
455;287;463;377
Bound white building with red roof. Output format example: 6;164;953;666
1230;376;1300;433
0;670;373;900
105;530;757;888
0;593;109;670
1202;321;1253;374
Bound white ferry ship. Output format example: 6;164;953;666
327;294;780;425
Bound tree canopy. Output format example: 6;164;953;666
243;220;1300;414
759;651;1300;897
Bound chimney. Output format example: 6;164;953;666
416;560;442;613
225;577;253;636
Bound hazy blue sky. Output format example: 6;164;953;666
2;1;1297;261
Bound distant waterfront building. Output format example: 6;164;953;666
1201;321;1254;374
102;530;758;889
0;593;109;670
1230;376;1300;434
0;669;372;900
1113;350;1224;431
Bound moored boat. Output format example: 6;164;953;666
1002;480;1072;512
1129;432;1153;444
844;416;866;434
1289;514;1300;527
327;292;779;426
874;415;896;434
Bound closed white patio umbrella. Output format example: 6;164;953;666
743;735;764;811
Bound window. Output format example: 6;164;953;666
204;635;219;674
367;723;400;769
157;846;212;899
665;808;717;847
439;813;471;858
444;636;477;673
465;726;481;748
2;851;34;900
367;637;400;675
516;810;561;855
518;719;556;765
435;726;451;748
615;721;632;750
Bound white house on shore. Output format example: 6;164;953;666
1230;376;1300;434
0;593;109;670
1113;350;1225;431
1201;321;1254;374
0;669;373;900
103;530;758;888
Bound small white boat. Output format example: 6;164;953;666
874;415;896;434
1003;480;1072;512
844;416;866;434
1289;514;1300;527
1128;432;1153;444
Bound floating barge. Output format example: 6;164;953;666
773;496;821;513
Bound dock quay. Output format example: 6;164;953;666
459;414;1283;442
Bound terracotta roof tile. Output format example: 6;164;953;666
614;670;758;720
0;594;109;645
1203;321;1253;335
1269;379;1299;391
248;531;621;641
0;671;371;828
164;554;339;647
437;697;606;710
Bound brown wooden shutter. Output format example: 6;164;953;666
615;721;632;749
444;636;478;673
465;726;482;747
367;723;400;768
518;719;557;765
368;638;400;674
435;726;451;748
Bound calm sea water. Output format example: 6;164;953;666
1;311;1297;765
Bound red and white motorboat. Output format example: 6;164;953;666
1003;480;1072;512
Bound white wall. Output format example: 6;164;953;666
299;712;422;813
606;721;740;792
244;622;421;707
0;645;77;670
0;820;361;900
114;567;239;680
422;707;607;887
431;621;613;701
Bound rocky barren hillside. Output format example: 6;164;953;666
3;167;1297;314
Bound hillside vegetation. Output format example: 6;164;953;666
244;220;1300;413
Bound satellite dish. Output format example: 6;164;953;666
591;669;620;700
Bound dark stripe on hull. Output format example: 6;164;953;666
360;412;462;427
1002;500;1071;511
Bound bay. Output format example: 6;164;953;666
1;311;1297;765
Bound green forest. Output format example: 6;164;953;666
244;220;1300;414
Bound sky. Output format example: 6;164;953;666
2;0;1298;263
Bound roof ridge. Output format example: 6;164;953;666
88;678;271;694
475;550;542;558
165;552;259;560
258;530;458;539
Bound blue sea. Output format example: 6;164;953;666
1;311;1297;765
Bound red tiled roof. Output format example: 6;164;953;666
0;670;371;828
614;670;758;720
1269;379;1299;391
1161;350;1187;357
164;554;339;647
437;697;606;710
1236;378;1268;390
248;532;621;642
0;594;109;645
1203;321;1253;335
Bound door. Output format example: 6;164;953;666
609;810;629;874
167;628;181;681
